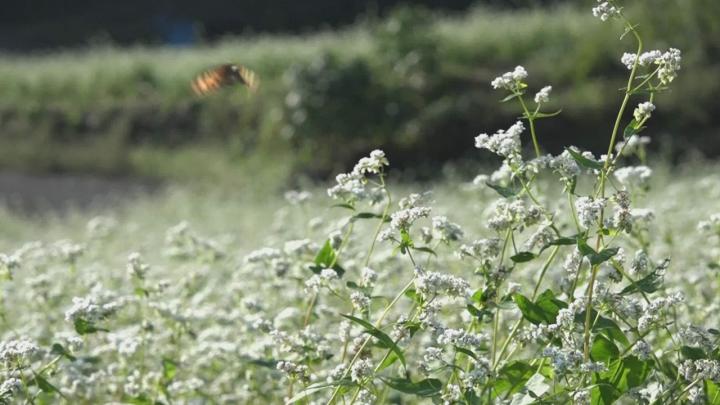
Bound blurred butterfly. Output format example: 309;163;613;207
191;64;259;96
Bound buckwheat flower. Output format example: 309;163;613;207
437;328;486;349
633;102;656;122
630;208;655;228
573;390;591;405
244;247;282;263
277;361;309;379
680;326;715;350
615;165;652;189
360;267;378;288
284;239;317;256
657;48;682;84
0;378;21;397
352;149;389;176
632;340;652;360
350;358;373;382
357;389;376;405
284;190;312;205
65;295;120;323
398;192;432;209
581;362;608;373
524;221;555;250
443;384;462;404
127;252;149;279
638;50;662;66
350;291;370;311
534;85;552;103
697;214;720;234
491;66;528;91
575;196;607;228
462;358;492;388
688;387;705;404
592;1;620;21
54;240;85;264
458;238;501;263
314;269;335;282
679;359;720;382
431;216;464;242
550;150;581;181
390;206;431;231
489;161;513;185
304;275;323;294
421;226;433;244
86;216;117;238
630;250;650;274
0;253;20;278
414;268;470;299
542;347;583;375
0;338;38;363
475;121;524;161
621;53;638;70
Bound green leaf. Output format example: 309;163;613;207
485;181;520;198
706;381;720;405
589;247;619;266
534;290;568;322
500;93;519;103
591;335;619;363
412;246;437;256
377;351;400;371
332;203;355;211
341;314;406;370
680;346;707;360
351;212;384;222
50;343;76;361
622;119;645;139
121;394;159;405
513;294;553;325
591;356;650;405
533;109;563;119
73;318;109;335
455;346;479;361
380;377;442;397
620;269;664;295
284;379;354;404
576;310;628;346
566;147;604;170
510;251;536;263
495;361;535;396
162;358;178;381
32;374;60;394
314;240;336;267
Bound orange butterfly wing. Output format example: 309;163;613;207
192;64;259;96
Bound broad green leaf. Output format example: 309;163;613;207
566;148;604;170
591;335;619;363
314;240;336;267
332;203;355;210
495;361;535;396
50;343;76;361
706;380;720;405
591;356;650;405
455;346;479;361
412;246;437;256
341;314;406;370
73;318;109;335
680;346;707;360
623;119;645;139
500;93;520;103
620;269;664;295
285;379;354;404
511;252;536;263
534;290;568;322
589;247;620;266
377;351;400;371
513;294;552;325
485;181;520;198
32;374;60;394
162;358;178;381
533;109;563;119
351;212;384;222
576;310;628;346
380;377;442;397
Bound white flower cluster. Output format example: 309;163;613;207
614;165;652;189
632;340;652;360
436;328;486;349
490;66;528;91
431;216;464;242
350;291;370;311
127;252;149;279
637;292;684;331
65;295;122;324
524;221;555;250
475;121;525;161
414;268;470;299
360;267;378;288
549;150;581;181
679;359;720;382
534;85;552;104
592;1;620;21
575;197;607;229
327;150;388;203
0;378;21;398
276;360;309;379
458;238;501;263
350;358;373;382
621;48;682;84
390;206;431;231
0;338;38;363
698;214;720;234
487;200;542;232
542;347;583;375
633;102;655;123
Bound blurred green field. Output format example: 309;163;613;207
0;1;718;182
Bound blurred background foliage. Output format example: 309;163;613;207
0;0;718;182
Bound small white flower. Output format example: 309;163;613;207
633;102;656;122
592;1;620;21
534;85;552;103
